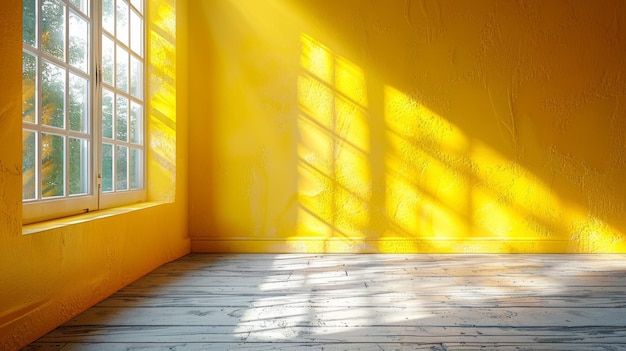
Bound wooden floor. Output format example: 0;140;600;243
24;254;626;350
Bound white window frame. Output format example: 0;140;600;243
22;0;146;224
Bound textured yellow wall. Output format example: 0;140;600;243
189;0;626;253
0;0;189;349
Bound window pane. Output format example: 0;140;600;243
42;133;65;198
102;143;113;192
130;148;142;189
116;0;129;46
23;131;37;200
130;0;142;14
23;0;37;47
129;101;142;144
102;89;114;139
102;0;114;34
69;0;89;15
23;51;37;123
116;146;128;191
130;10;142;57
116;45;129;92
69;11;89;73
69;137;89;195
42;60;65;128
69;73;89;132
129;55;142;98
41;0;65;60
116;96;128;141
102;34;114;85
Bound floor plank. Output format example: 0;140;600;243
24;342;626;351
23;254;626;350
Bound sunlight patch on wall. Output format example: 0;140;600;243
381;85;626;252
384;85;471;242
147;0;176;202
383;86;571;251
295;34;370;250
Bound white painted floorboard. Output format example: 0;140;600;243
23;254;626;350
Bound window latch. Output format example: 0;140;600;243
96;67;102;86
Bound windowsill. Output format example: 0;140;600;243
22;201;165;235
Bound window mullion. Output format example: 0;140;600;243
64;3;70;199
93;0;103;208
34;0;42;201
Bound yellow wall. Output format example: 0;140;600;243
0;0;189;349
189;0;626;253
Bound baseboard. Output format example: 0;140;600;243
190;238;571;253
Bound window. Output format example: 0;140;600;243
22;0;145;224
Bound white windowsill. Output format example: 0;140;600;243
22;201;165;235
